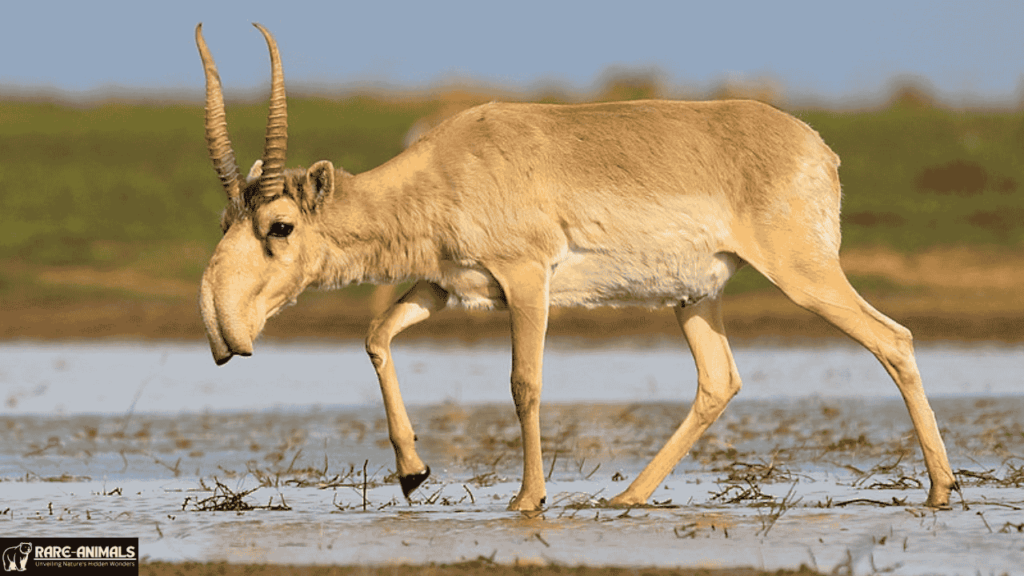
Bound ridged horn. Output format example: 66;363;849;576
195;23;242;202
253;23;287;198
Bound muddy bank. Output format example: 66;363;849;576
2;289;1023;343
4;245;1023;343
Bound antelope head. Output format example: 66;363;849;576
197;24;336;365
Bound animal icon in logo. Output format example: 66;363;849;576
2;542;31;572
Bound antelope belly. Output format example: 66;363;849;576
548;247;739;309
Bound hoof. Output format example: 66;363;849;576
925;483;955;510
508;494;546;512
606;492;645;508
399;466;430;499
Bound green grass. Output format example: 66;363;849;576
1;95;1021;297
798;105;1024;250
0;96;434;270
722;266;775;296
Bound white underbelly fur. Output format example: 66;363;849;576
437;248;739;311
548;247;738;309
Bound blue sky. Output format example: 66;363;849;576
4;0;1024;105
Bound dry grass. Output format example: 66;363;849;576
182;478;291;512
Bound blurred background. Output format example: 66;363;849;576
1;0;1022;343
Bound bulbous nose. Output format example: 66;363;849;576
200;260;255;366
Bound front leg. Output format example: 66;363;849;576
364;281;449;498
489;261;551;512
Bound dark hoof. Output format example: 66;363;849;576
400;466;430;499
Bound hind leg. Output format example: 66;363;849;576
609;294;742;506
755;256;957;507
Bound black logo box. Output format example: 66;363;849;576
0;538;138;575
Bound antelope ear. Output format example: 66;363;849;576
246;159;264;184
302;160;335;212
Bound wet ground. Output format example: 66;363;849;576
1;340;1023;575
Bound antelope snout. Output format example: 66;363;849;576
200;268;257;366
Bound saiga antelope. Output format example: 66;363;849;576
196;24;958;511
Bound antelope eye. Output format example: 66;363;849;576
267;222;294;238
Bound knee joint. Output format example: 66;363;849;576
694;372;741;419
364;332;390;371
881;322;918;377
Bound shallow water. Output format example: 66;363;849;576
1;339;1021;414
1;339;1023;575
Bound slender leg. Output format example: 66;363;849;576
609;294;741;506
766;260;957;508
489;261;551;511
364;280;449;498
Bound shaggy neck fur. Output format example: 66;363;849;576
314;148;450;289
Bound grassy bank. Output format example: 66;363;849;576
1;93;1021;340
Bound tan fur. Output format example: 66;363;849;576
198;25;957;512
